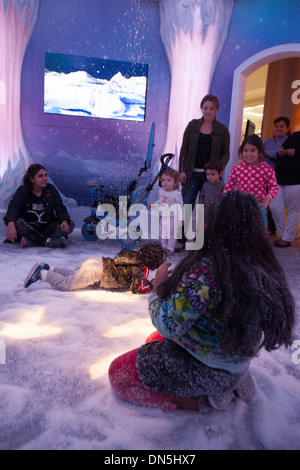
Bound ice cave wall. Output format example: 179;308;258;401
0;0;39;209
153;0;234;164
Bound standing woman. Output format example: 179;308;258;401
3;164;74;248
270;129;300;247
175;94;230;252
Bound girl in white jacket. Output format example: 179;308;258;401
152;169;184;254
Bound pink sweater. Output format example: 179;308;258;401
224;161;278;202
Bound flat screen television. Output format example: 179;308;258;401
44;52;148;122
244;119;255;137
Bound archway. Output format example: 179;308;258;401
225;43;300;180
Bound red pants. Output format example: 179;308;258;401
108;331;178;411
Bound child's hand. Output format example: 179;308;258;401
179;171;187;184
152;261;172;293
261;196;271;209
6;222;17;243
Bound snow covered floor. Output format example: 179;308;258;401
0;227;299;450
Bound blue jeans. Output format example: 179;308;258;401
178;172;207;244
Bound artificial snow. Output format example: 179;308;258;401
0;219;299;450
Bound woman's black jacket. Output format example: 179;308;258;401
3;183;71;225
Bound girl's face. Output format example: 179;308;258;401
243;143;260;167
30;169;48;192
273;120;289;140
201;100;217;122
161;174;176;192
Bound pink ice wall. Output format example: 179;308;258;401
0;0;39;208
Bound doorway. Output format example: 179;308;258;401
241;64;267;140
225;43;300;180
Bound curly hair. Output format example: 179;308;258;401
137;243;166;270
160;169;180;189
157;191;295;357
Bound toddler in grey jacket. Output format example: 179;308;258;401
199;161;225;222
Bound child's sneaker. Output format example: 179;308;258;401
21;237;37;248
235;371;255;403
24;262;49;288
45;237;67;248
207;392;236;411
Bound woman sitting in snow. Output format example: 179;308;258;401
3;164;74;248
109;191;295;412
24;243;166;294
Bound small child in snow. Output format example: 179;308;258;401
151;169;184;255
199;160;225;222
24;243;166;294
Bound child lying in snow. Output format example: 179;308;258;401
24;243;166;294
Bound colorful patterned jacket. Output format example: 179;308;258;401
148;257;251;373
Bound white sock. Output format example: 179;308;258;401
41;270;48;281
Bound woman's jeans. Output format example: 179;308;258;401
177;172;207;245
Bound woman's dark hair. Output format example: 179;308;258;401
239;134;267;161
273;116;291;135
157;191;295;357
23;164;47;186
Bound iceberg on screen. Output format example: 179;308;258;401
44;52;148;121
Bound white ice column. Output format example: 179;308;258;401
155;0;234;164
0;0;39;209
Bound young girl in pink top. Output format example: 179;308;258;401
224;134;278;225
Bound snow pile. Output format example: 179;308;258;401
0;228;299;450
